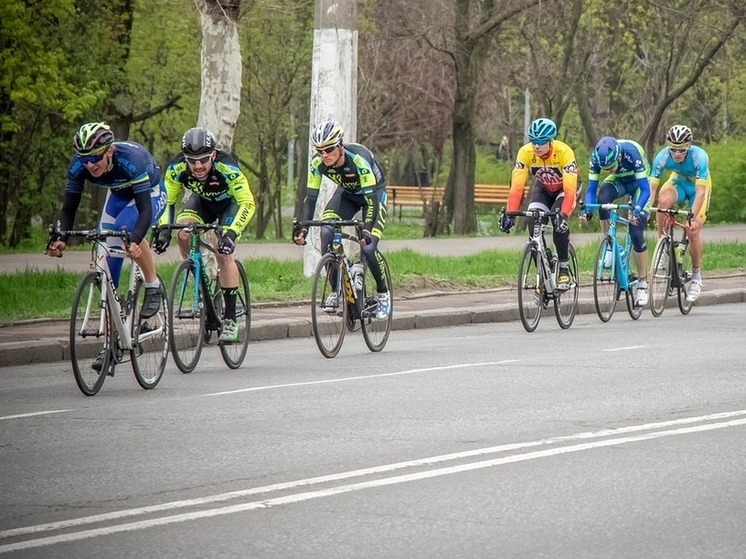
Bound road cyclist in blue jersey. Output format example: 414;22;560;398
580;136;652;307
48;122;167;318
648;125;712;303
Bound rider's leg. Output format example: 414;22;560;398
655;181;679;237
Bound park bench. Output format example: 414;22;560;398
388;183;526;219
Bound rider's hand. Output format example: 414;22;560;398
126;241;143;259
293;227;308;246
579;211;593;224
360;229;373;246
46;240;66;258
218;231;237;255
555;212;569;234
153;230;171;254
630;205;642;226
688;220;701;234
499;216;514;233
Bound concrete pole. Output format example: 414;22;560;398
304;0;358;276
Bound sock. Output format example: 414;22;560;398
144;278;160;289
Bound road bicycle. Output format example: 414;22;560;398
295;218;393;358
649;207;695;317
501;208;579;332
46;227;169;396
583;203;644;322
154;223;251;372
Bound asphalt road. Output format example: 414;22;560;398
2;304;746;558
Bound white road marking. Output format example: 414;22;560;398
0;409;72;421
2;409;746;553
206;360;523;396
603;345;645;352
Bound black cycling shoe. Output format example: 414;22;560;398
140;286;161;319
91;349;110;374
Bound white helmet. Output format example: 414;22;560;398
312;120;344;150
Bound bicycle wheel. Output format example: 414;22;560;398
649;236;672;317
361;255;393;352
168;259;205;373
219;261;252;369
131;276;169;389
593;237;618;323
624;246;643;320
517;244;542;333
554;244;579;329
70;271;110;396
311;253;347;358
676;244;695;315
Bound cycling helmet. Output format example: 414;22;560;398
666;124;693;146
527;118;557;144
181;127;217;156
312;120;344;150
593;136;620;169
73;122;114;156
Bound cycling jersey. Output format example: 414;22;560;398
586;139;651;210
302;143;386;231
649;145;710;188
508;140;578;216
60;141;162;243
161;150;255;238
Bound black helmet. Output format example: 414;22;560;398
181;127;216;156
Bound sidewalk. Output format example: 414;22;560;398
2;274;745;367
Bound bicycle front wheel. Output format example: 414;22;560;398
219;260;252;369
360;255;393;352
676;244;695;315
517;244;542;333
70;271;111;396
131;276;169;389
554;244;579;329
593;237;618;323
311;253;347;358
649;236;672;317
169;259;206;373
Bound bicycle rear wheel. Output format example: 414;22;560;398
311;253;347;358
625;248;643;320
361;255;393;352
70;271;110;396
169;259;205;373
676;244;695;315
131;276;169;389
649;236;672;317
554;244;579;329
219;261;252;369
593;237;618;323
517;244;542;333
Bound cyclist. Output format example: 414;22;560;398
580;136;652;307
292;120;390;319
500;117;579;289
649;124;711;302
154;127;256;344
48;122;166;319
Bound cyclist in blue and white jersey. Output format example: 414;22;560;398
649;125;711;302
581;136;652;307
48;122;166;318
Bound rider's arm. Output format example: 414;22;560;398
158;163;184;226
301;157;324;222
131;190;153;244
507;145;531;212
57;161;87;239
220;162;256;238
558;151;579;217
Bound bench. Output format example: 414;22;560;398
388;184;527;219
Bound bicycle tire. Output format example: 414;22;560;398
649;236;672;317
593;236;618;323
169;259;206;373
219;260;252;369
554;244;579;329
70;271;110;396
361;255;393;352
676;244;695;315
311;253;347;358
624;247;643;320
517;244;542;333
131;275;169;389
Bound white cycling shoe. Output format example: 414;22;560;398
686;280;702;302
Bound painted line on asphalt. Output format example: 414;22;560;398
205;360;523;396
603;345;645;352
3;409;746;552
0;409;72;421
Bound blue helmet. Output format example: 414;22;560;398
528;118;557;145
593;136;620;169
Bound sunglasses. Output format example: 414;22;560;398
531;140;549;147
78;151;107;165
316;145;338;155
185;154;212;165
669;147;688;154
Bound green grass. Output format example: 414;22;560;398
2;241;743;322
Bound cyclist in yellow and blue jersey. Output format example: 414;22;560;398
500;117;579;290
48;122;166;319
580;136;652;307
154;127;256;343
293;120;390;319
649;124;711;302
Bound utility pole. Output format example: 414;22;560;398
304;0;358;275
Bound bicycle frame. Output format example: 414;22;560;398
586;203;634;291
655;207;692;286
505;209;559;295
